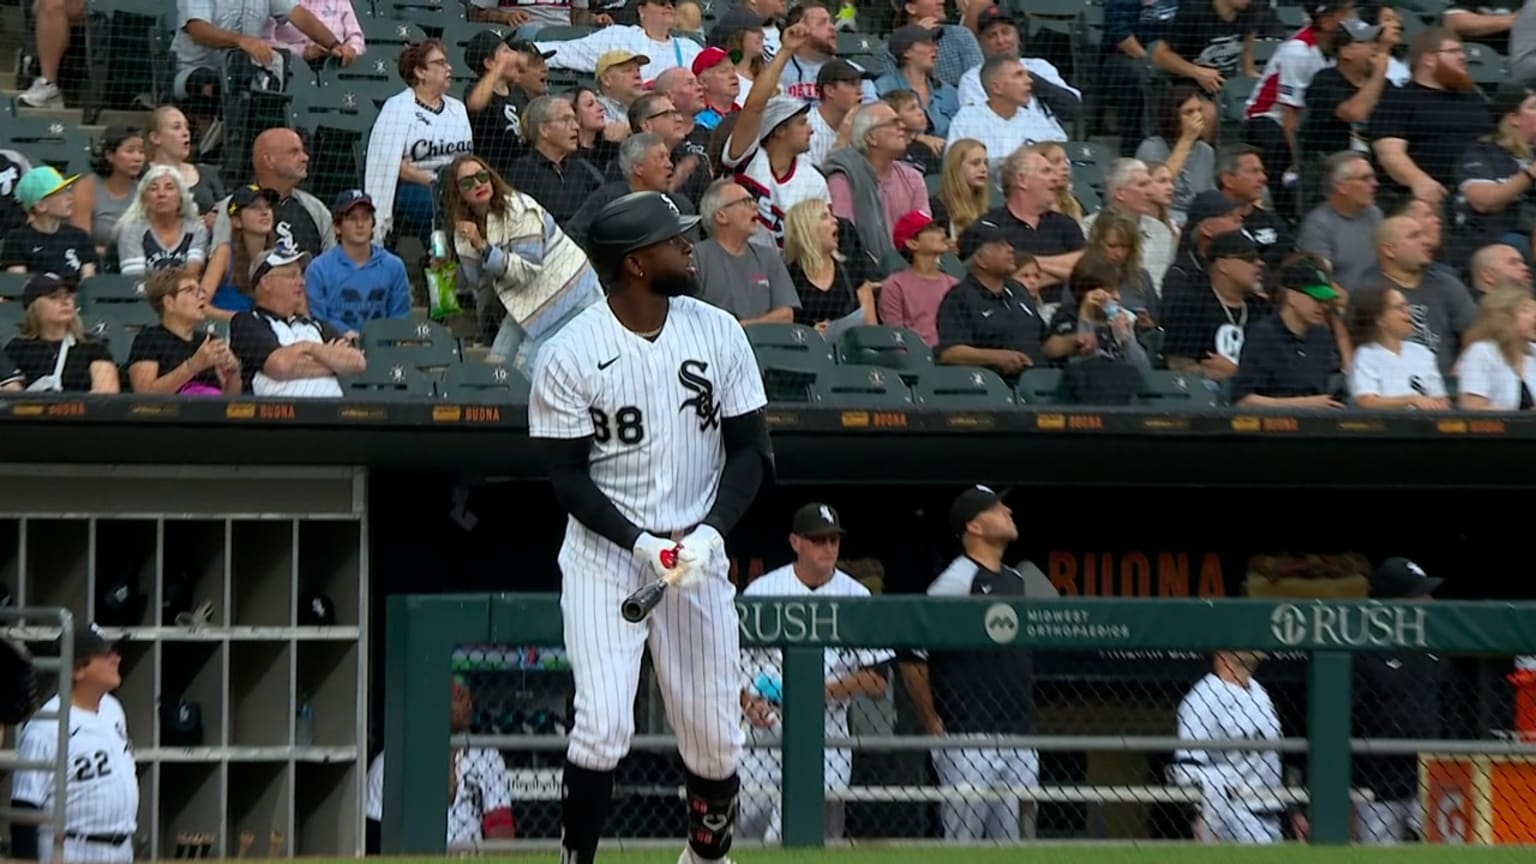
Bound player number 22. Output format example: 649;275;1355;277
591;406;645;445
71;751;112;781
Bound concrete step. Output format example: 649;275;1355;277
6;97;151;132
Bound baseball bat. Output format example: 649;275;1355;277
621;564;688;623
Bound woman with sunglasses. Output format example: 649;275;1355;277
442;155;602;372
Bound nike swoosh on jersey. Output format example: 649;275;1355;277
598;356;620;370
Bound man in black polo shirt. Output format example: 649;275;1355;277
1229;257;1344;407
935;221;1047;382
898;485;1039;841
978;148;1084;285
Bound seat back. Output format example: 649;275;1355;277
437;362;530;404
810;365;912;409
80;303;158;365
1014;368;1064;405
80;274;148;305
1137;370;1219;409
912;366;1014;408
343;356;435;400
360;318;461;369
836;325;933;372
745;322;834;362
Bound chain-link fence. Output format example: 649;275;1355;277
441;638;1536;847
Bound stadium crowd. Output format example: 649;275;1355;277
4;0;1536;407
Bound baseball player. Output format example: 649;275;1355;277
364;676;514;851
11;624;138;864
899;486;1042;841
528;191;773;864
737;503;892;843
1170;651;1296;844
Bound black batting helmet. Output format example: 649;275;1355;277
585;191;700;283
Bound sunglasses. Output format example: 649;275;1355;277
457;170;491;190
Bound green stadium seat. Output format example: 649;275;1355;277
437;362;530;404
1061;140;1114;192
291;90;377;204
938;253;966;280
83;0;171;124
79;274;147;305
745;322;833;363
360;318;461;370
1137;370;1219;409
1014;368;1064;405
836;325;933;376
81;303;158;366
0;274;28;302
755;351;831;404
313;62;397;113
0;303;24;341
912;366;1014;408
836;32;881;55
2;117;93;176
536;25;597;42
358;16;428;55
344;359;435;400
810;365;912;409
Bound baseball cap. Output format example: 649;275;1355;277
817;58;877;87
975;6;1018;33
1279;258;1340;301
1369;557;1443;599
892;210;942;250
692;46;733;77
21;272;76;308
227;184;279;217
957;219;1012;261
331;188;375;218
1491;85;1536;120
249;245;311;283
1208;230;1260;261
1311;0;1354;16
791;503;846;538
889;24;943;60
1186;189;1244;229
1335;17;1383;44
587;191;702;261
14;165;79;210
950;485;1003;537
67;623;121;663
464;30;508;74
507;38;555;61
596;50;649;78
710;7;772;48
740;95;812;152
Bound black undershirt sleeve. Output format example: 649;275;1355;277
539;436;644;550
11;800;39;860
701;410;772;537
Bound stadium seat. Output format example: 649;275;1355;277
756;351;831;404
81;303;158;366
938;253;966;280
836;32;882;55
79;274;147;305
357;16;429;55
1463;42;1505;90
291;90;377;204
359;318;461;369
745;322;834;363
912;366;1014;408
343;359;435;400
1138;370;1219;409
83;0;171;123
535;25;597;42
0;303;24;341
1;117;93;176
0;274;28;302
437;362;530;404
1061;140;1114;192
1014;368;1064;405
810;365;912;409
836;325;933;377
313;62;397;113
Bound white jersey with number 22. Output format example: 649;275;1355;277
13;694;138;839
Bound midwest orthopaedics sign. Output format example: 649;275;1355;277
1269;604;1429;649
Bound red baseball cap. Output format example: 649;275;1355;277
892;210;941;250
691;46;732;77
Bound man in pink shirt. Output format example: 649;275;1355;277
878;210;957;346
824;102;930;268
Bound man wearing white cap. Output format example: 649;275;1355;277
228;245;366;397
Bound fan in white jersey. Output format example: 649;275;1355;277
529;191;772;864
720;23;830;249
1346;284;1451;409
11;625;138;864
364;676;513;851
1171;651;1304;844
364;40;475;245
737;503;892;843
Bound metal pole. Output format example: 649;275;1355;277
52;609;73;864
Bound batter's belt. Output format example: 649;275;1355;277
65;831;131;845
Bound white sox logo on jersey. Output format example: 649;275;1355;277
678;360;720;430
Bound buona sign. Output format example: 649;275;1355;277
1269;603;1429;649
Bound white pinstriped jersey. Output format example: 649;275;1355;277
1174;673;1283;809
365;749;513;846
13;695;138;836
529;296;767;564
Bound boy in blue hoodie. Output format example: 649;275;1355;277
305;191;412;336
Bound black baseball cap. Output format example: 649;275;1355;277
465;30;509;74
508;38;556;61
957;219;1012;261
65;623;121;663
950;485;1004;537
1279;258;1340;301
1186;189;1244;229
1335;17;1383;44
227;184;279;217
21;272;77;308
1208;230;1260;261
791;503;846;538
975;6;1018;33
587;191;701;263
817;58;877;87
888;24;943;60
709;7;773;48
331;188;375;218
1369;557;1442;599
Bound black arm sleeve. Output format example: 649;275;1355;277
1031;77;1082;123
701;410;772;536
539;436;645;550
365;818;381;855
11;800;39;860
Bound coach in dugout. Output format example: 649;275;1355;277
11;625;137;864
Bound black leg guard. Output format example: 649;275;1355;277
561;762;615;864
684;769;740;861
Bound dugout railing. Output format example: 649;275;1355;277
381;595;1536;852
0;608;79;863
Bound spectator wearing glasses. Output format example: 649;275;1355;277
692;178;800;324
127;266;242;396
509;95;608;224
229;246;367;397
568;133;700;249
1297;151;1383;293
1345;283;1450;409
825;102;930;268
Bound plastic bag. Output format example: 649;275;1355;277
428;260;461;320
